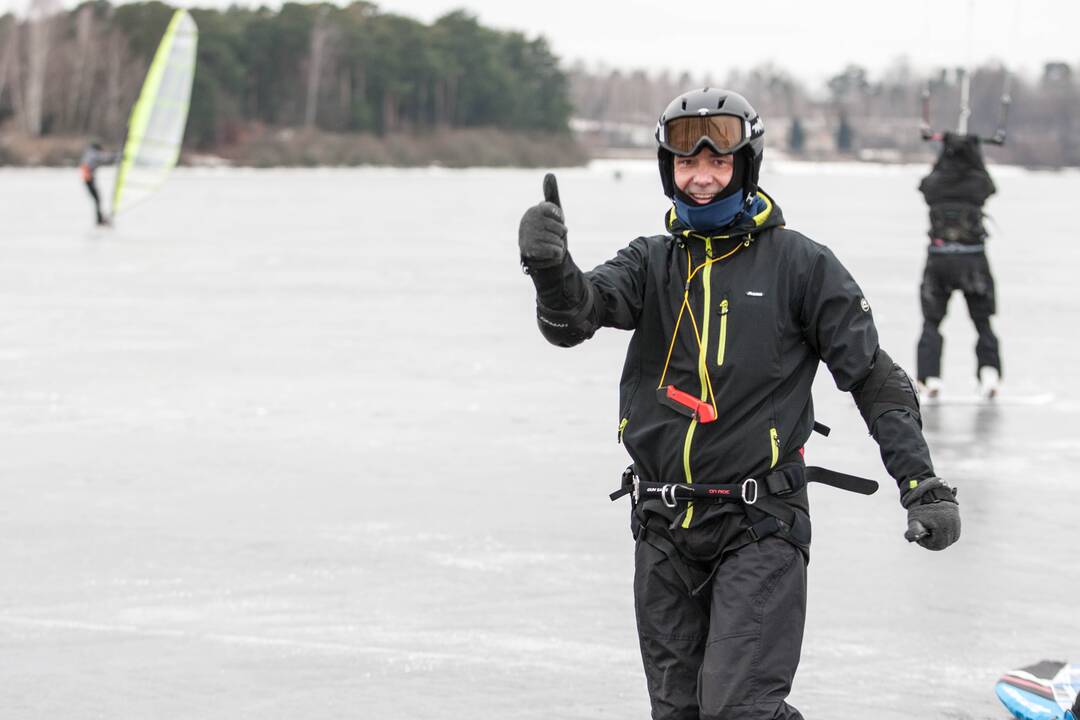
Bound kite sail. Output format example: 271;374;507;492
111;9;198;217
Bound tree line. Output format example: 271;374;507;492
0;0;572;149
569;59;1080;167
2;0;1079;167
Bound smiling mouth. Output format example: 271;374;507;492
690;193;716;204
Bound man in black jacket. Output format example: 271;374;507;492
916;132;1000;398
518;89;961;720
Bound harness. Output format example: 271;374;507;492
928;241;986;255
928;201;987;244
611;461;878;595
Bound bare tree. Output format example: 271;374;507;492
64;5;99;133
304;6;333;129
23;0;60;136
0;16;15;110
104;30;124;143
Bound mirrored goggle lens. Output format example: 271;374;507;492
662;115;745;155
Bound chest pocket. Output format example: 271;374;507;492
716;291;782;380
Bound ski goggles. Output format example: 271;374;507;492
657;114;748;156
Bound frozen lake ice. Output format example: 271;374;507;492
0;161;1076;719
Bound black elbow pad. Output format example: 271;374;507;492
536;284;599;348
852;349;921;431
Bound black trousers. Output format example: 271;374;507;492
916;252;1000;381
634;515;807;720
85;178;105;225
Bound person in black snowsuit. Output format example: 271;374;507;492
916;132;1000;397
517;89;961;720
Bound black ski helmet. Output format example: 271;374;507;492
655;88;765;204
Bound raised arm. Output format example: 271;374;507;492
518;173;647;347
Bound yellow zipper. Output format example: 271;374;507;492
681;416;698;527
716;298;729;366
681;238;714;529
769;426;780;468
618;417;628;444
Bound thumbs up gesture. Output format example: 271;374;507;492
518;173;568;271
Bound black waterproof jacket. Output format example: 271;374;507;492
530;191;934;527
919;133;996;245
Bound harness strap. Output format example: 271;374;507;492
614;462;871;555
928;242;986;254
744;514;787;544
639;501;811;598
742;497;811;547
805;467;879;495
636;518;711;595
609;466;636;501
612;464;878;507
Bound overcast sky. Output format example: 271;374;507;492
11;0;1073;86
369;0;1066;85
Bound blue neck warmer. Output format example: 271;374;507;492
673;189;746;233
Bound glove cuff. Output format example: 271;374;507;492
535;280;598;347
901;477;958;508
527;252;582;309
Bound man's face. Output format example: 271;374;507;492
673;148;735;205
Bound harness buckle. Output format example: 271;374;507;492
661;484;679;508
632;474;642;503
741;478;759;505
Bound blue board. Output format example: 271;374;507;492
996;661;1080;720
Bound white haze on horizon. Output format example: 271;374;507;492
16;0;1077;87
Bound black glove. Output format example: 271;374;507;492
518;173;567;271
902;477;960;551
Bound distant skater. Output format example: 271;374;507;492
916;132;1001;399
80;142;115;226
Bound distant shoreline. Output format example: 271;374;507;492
0;127;589;169
0;127;1070;171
